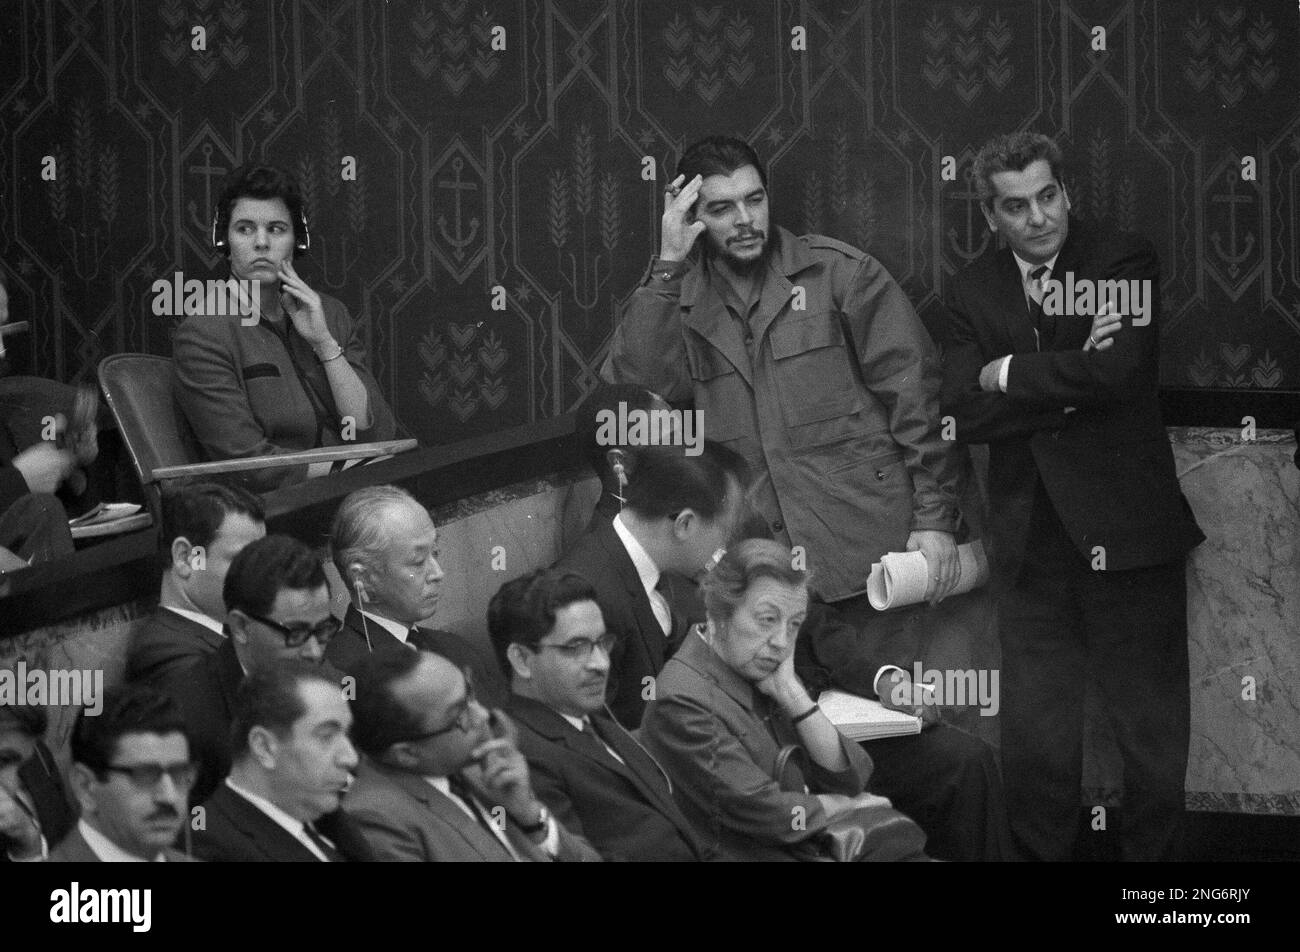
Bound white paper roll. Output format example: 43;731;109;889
866;539;991;610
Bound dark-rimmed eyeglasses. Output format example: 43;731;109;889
534;632;616;663
403;668;479;740
100;761;198;790
243;612;343;648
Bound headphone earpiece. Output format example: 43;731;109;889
352;574;367;604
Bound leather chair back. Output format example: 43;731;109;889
98;354;205;484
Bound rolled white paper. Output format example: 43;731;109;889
866;539;990;610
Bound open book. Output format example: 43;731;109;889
817;689;921;741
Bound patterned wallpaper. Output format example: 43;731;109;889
1;0;1297;449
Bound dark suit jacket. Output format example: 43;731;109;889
506;694;711;861
0;740;77;862
191;782;374;862
155;637;243;805
326;605;508;709
126;607;225;688
939;219;1203;580
641;633;874;862
48;824;197;862
343;757;600;862
553;519;689;728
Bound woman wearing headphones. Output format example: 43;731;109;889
172;163;395;491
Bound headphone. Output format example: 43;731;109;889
211;202;311;256
352;574;374;653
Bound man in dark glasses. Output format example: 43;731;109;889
49;686;198;862
156;534;341;803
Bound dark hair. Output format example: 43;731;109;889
214;163;308;253
486;570;602;675
678;136;767;189
69;686;191;774
229;661;336;759
971;132;1066;208
702;538;809;625
161;479;264;550
348;647;432;756
223;534;327;617
623;441;748;521
576;383;665;471
0;702;48;739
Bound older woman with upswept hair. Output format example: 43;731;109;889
640;538;929;861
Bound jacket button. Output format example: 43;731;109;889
772;520;784;533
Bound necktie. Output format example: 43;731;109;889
583;716;627;767
302;822;344;862
1027;265;1055;346
447;776;517;859
649;576;673;637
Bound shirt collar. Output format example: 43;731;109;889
612;513;661;597
359;609;410;644
1012;250;1060;284
78;818;164;862
559;712;587;732
161;605;225;637
224;777;306;839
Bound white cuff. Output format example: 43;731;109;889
997;355;1012;393
872;665;907;698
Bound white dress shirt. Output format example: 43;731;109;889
162;604;225;637
995;250;1062;390
360;609;411;644
612;513;672;636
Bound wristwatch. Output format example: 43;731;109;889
518;803;550;836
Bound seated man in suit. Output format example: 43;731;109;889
345;647;600;862
488;569;712;861
0;702;78;862
554;442;746;728
156;534;340;804
326;484;505;705
127;480;266;687
49;686;197;862
192;661;371;861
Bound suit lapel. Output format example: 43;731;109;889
217;786;319;862
343;604;405;653
995;251;1041;355
595;522;666;673
380;765;516;861
162;609;225;652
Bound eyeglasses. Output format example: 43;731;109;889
404;669;479;740
243;612;343;648
101;761;198;790
535;632;617;663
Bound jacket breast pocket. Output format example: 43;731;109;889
685;344;750;442
769;315;862;446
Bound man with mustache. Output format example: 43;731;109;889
325;485;507;707
604;136;964;718
489;569;713;861
50;686;197;862
191;661;372;862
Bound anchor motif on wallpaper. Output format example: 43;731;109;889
947;173;990;264
436;157;480;263
186;141;228;243
1209;170;1255;278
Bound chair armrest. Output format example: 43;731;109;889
150;439;419;480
